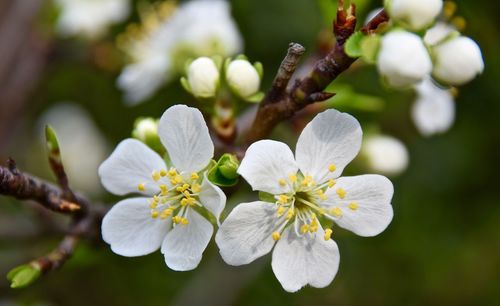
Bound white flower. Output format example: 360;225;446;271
377;31;432;88
117;0;243;104
363;135;409;176
215;109;394;292
432;36;484;85
386;0;443;30
424;22;455;46
55;0;130;39
226;59;261;98
187;57;220;98
412;77;455;136
99;105;226;271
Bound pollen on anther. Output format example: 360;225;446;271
324;228;333;240
191;184;201;193
277;206;286;216
137;183;146;191
278;179;286;187
272;231;281;241
151;210;159;218
336;188;346;199
330;207;343;217
348;201;358;210
160;184;168;195
160;169;167;177
168;168;177;177
327;179;336;188
288;174;297;183
278;195;288;204
328;164;337;172
300;224;310;234
152;171;161;182
190;172;199;180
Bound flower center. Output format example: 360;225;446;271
137;167;203;226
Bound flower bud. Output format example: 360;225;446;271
225;59;261;98
432;36;484;85
132;117;163;154
218;153;239;180
377;31;432;88
386;0;443;30
363;135;409;176
7;263;42;289
186;57;220;98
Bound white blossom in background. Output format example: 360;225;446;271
216;109;394;292
37;103;110;196
117;0;243;104
363;135;409;176
432;36;485;85
99;105;226;271
55;0;130;39
412;77;455;136
225;59;261;98
386;0;443;30
187;57;220;98
377;31;432;88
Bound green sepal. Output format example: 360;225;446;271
207;154;240;187
253;61;264;78
245;91;265;103
345;31;364;58
235;54;248;61
180;77;191;94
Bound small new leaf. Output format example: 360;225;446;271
45;125;60;157
7;263;41;289
345;31;364;58
360;34;381;64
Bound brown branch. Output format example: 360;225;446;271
0;159;87;215
244;3;389;144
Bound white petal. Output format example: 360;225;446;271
323;175;394;237
295;109;362;183
215;201;283;265
101;197;170;257
161;209;213;271
271;225;340;292
199;173;226;223
412;78;455;136
98;139;166;195
158;105;214;173
238;140;298;194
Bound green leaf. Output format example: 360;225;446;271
259;191;276;203
7;264;41;289
345;31;365;58
360;34;381;64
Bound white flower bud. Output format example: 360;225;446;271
133;118;158;141
226;59;261;98
423;22;455;46
363;135;409;176
387;0;443;30
377;31;432;88
187;57;220;98
432;36;484;85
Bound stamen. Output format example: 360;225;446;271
336;188;346;199
288;174;297;183
272;231;281;241
278;195;289;204
324;228;333;240
348;201;358;210
327;179;336;188
160;169;167;177
151;210;159;218
191;184;201;193
277;206;286;216
149;200;158;209
152;171;161;182
173;174;183;184
137;183;146;192
160;184;168;195
168;168;177;177
180;217;189;225
286;208;295;220
190;172;199;180
330;207;343;217
300;224;310;234
328;164;336;172
278;179;286;187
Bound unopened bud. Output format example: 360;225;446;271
386;0;443;30
363;135;409;176
132;117;163;154
225;59;261;99
185;57;220;98
218;153;239;180
7;263;42;289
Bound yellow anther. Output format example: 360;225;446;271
151;210;159;218
278;195;289;204
319;193;328;201
288;174;297;183
336;188;346;199
172;216;182;224
348;201;358;211
167;168;177;177
181;217;189;225
324;228;333;240
137;183;146;192
152;195;159;203
160;197;168;204
160;184;168;195
160;169;167;177
278;179;287;186
327;179;336;188
300;224;310;234
149;201;158;209
181;198;189;206
152;171;161;182
183;190;191;198
286;208;295;220
277;206;286;216
174;174;183;184
330;207;343;217
190;172;199;180
272;231;281;241
328;164;336;172
160;209;172;219
191;184;201;193
301;175;313;186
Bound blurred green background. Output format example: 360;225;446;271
1;0;499;305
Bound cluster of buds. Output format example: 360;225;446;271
374;0;484;88
181;55;263;102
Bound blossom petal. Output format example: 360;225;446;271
271;225;340;292
102;197;170;257
161;209;213;271
238;140;298;194
215;201;283;265
199;173;226;223
295;109;362;183
98;139;166;195
412;78;455;136
158;105;214;173
323;175;394;237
